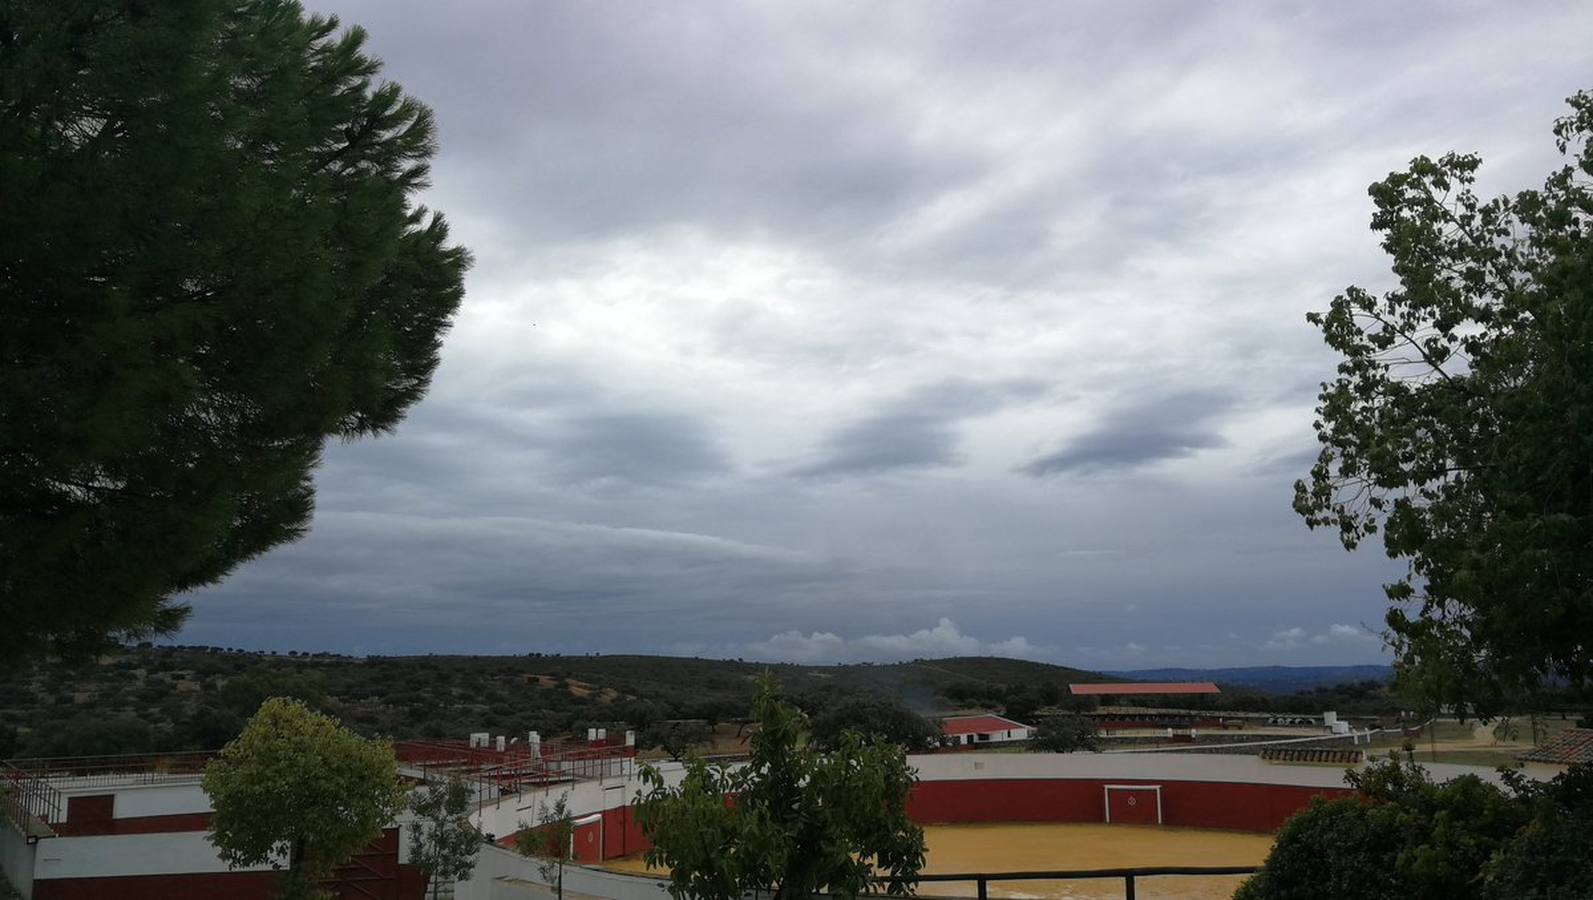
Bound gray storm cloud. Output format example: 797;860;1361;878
178;0;1593;666
1021;391;1234;477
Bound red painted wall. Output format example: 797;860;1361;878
57;795;113;834
34;872;282;900
910;778;1103;824
54;811;214;836
1106;787;1160;824
33;869;431;900
907;778;1352;832
573;818;603;863
602;806;649;860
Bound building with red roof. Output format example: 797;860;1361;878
1518;728;1593;768
940;714;1033;747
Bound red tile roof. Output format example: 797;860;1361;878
940;714;1030;736
1069;682;1220;696
1519;728;1593;765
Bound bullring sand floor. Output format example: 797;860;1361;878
602;822;1274;899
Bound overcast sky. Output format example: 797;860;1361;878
180;1;1593;668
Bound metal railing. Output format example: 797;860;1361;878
1106;729;1384;754
1;760;63;835
3;751;213;790
887;865;1260;900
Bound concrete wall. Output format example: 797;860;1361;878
456;844;670;900
0;824;36;900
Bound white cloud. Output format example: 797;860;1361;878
1265;627;1308;649
1270;624;1382;651
744;618;1045;664
1322;623;1382;646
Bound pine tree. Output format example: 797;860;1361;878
0;0;470;662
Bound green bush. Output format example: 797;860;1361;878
809;695;939;752
1030;715;1099;753
1234;796;1405;900
1482;765;1593;898
1237;757;1530;900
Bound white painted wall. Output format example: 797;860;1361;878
471;763;691;840
30;831;282;880
110;782;212;819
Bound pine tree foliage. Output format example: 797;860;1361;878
0;0;470;662
1295;90;1593;714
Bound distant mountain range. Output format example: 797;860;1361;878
1105;665;1393;695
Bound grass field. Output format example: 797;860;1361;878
1363;715;1579;768
1420;749;1525;767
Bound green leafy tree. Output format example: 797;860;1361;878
202;697;408;899
1235;794;1406;900
1237;757;1530;900
516;794;576;900
409;776;485;900
1001;685;1041;725
219;669;327;717
1476;763;1593;898
174;705;246;750
636;677;925;900
809;695;939;752
0;0;470;664
643;720;712;761
1030;714;1099;753
1491;718;1520;744
18;715;153;758
1294;90;1593;714
1484;812;1593;900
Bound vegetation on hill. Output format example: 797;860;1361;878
0;647;1118;757
0;645;1451;760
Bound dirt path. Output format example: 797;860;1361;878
604;822;1271;900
